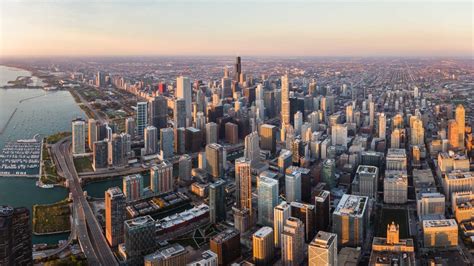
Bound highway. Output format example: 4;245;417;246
52;137;118;265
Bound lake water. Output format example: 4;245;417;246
0;65;85;244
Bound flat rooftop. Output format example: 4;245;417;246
254;226;273;238
387;148;407;157
212;228;239;243
385;170;408;184
315;190;330;201
423;219;457;228
311;231;337;248
356;165;378;175
125;215;155;229
106;187;124;198
145;244;186;261
446;171;474;180
334;194;368;218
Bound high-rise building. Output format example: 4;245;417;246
244;131;260;167
378;113;386;139
274;201;290;248
369;101;375;129
144;126;158;155
149;95;168;131
252;227;274;266
174;127;186;155
88;118;98;150
281;217;305;266
410;117;424;146
333;194;368;247
417;192;445;220
278;149;293;173
314;190;330;232
234;56;242;81
281;74;291;126
188;250;218;266
386;148;407;171
125;117;136;139
93;139;108;170
455;104;465;148
150;160;173;194
174;98;187;128
331;124;348;147
321;159;336;188
72;118;86;154
105;187;126;247
423;219;458;248
124;215;157;265
225;122;239;144
209;179;226;223
176;76;192;122
290;202;316;242
260;124;277;153
257;175;279;227
206;122;218;144
210;228;241;266
0;206;32;265
144;243;188;266
346;105;353;123
285;171;301;202
352;165;379;198
206;143;225;180
137;101;148;137
308;231;338;266
123;174;144;202
159;128;174;159
384;170;408;204
178;154;192;182
235;157;252;211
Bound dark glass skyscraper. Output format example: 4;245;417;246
234;56;241;82
0;206;32;266
209;179;226;224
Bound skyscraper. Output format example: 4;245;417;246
174;98;187;128
378;113;386;139
281;217;305;266
274;201;290;248
369;101;375;129
123;174;144;201
176;76;192;122
88;118;98;150
352;165;379;198
72;118;86;154
206;143;225;180
285;171;302;202
209;179;226;223
150;160;173;194
93;139;108;170
308;231;338;266
281;74;291;126
234;56;241;82
124;215;156;265
105;187;126;247
178;154;192;182
455;104;465;148
144;125;158;155
448;119;459;150
210;228;241;266
410;117;424;146
159;127;174;160
149;95;168;131
290;202;316;242
0;206;32;265
235;157;252;212
257;175;279;227
136;101;148;137
314;190;330;232
244;131;260;167
260;124;277;153
253;227;274;266
333;194;368;247
125;117;136;139
206;122;218;144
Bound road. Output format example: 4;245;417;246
52;137;118;265
69;88;106;122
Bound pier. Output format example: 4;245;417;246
0;138;42;177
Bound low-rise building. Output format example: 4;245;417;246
423;219;458;248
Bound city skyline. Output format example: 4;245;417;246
1;0;472;57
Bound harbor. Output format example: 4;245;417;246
0;136;42;177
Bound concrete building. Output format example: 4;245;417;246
123;174;144;202
352;165;379;198
369;222;415;266
281;217;305;266
278;149;293;173
423;219;458;248
274;201;291;248
257;175;279;227
260;124;277;153
72;118;86;154
331;124;348;147
210;228;241;266
244;131;260;167
144;126;158;155
105;187;126;247
188;250;218;266
206;122;218;144
452;191;474;223
178;154;192;182
285;170;301;202
443;171;474;201
144;244;187;266
308;231;338;266
333;194;369;247
386;148;407;171
417;192;445;220
206;143;225;180
455;104;465;148
137;101;148;137
384;170;408;204
252;227;274;266
150;161;173;194
124;215;157;265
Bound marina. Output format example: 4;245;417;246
0;136;42;177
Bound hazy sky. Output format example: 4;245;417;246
0;0;472;57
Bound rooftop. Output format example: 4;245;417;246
254;226;273;238
125;215;155;228
423;219;457;228
144;244;186;261
356;165;379;175
212;228;239;244
334;194;368;218
446;171;474;180
310;231;337;248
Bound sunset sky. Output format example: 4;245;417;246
0;0;472;57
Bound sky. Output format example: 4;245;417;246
0;0;472;57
